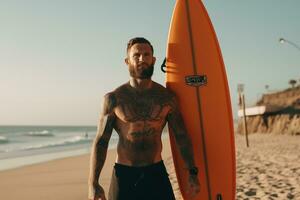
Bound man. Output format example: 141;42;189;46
88;37;200;200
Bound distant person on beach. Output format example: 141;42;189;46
88;37;200;200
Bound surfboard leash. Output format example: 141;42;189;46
161;58;167;73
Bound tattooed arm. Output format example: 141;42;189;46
88;93;116;200
167;95;196;169
167;94;200;196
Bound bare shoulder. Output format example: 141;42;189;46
151;82;180;115
113;83;130;94
102;91;117;115
151;81;175;97
105;83;131;99
152;82;177;103
104;82;138;106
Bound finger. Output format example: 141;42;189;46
187;185;194;197
188;186;198;198
186;184;191;194
100;195;107;200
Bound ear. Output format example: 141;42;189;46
125;57;129;65
152;56;156;65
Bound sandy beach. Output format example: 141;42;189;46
235;134;300;199
0;134;300;200
0;138;182;200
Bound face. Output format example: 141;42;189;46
125;43;156;79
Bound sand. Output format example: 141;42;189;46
235;134;300;199
0;138;182;200
0;134;299;200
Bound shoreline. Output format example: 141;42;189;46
0;137;183;200
0;147;90;171
1;134;299;199
0;133;169;172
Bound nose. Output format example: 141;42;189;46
138;55;145;62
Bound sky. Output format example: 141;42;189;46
0;0;300;126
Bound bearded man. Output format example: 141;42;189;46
88;37;200;200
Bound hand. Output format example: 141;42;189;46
187;175;200;199
88;184;106;200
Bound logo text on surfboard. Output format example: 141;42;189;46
185;75;207;87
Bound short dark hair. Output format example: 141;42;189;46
127;37;154;55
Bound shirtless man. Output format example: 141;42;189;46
88;37;200;200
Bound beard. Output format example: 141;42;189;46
129;63;154;79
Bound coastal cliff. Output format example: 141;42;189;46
237;86;300;135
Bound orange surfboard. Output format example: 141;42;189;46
165;0;236;199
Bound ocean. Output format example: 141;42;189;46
0;125;169;171
0;125;119;171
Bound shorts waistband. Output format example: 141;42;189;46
114;160;166;172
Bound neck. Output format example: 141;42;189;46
129;78;153;90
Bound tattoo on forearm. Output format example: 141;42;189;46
97;137;110;149
89;93;117;186
167;96;195;168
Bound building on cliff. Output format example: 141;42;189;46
237;86;300;135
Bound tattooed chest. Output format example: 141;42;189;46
116;96;169;122
119;129;160;152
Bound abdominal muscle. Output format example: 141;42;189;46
116;129;163;166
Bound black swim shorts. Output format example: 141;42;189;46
108;160;176;200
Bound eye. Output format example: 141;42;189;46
133;53;140;58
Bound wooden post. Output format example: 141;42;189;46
238;84;249;147
241;93;249;147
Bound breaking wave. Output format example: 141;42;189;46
0;136;9;144
26;130;54;137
